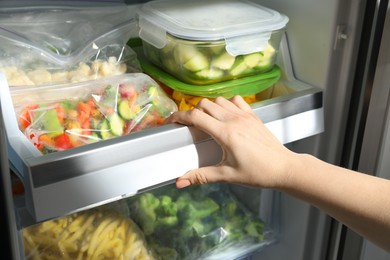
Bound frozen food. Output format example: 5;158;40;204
0;5;141;86
22;207;156;260
137;0;288;84
127;184;273;260
1;57;129;86
14;73;177;154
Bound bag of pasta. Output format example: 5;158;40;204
22;204;156;260
0;1;141;87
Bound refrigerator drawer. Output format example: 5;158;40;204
0;38;323;223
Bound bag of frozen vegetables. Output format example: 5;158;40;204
11;73;178;154
0;1;141;86
127;183;277;260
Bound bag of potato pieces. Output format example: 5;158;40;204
0;2;141;87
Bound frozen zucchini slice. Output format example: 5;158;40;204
108;113;124;136
183;52;209;72
244;53;263;68
196;68;224;79
209;45;226;55
118;100;139;120
211;52;236;70
229;58;248;76
174;45;201;63
100;119;114;140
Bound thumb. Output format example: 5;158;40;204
175;166;224;189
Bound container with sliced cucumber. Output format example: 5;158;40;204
137;0;288;85
15;73;177;154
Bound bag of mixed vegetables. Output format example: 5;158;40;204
127;184;277;260
11;73;177;154
0;1;141;86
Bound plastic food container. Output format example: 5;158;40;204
7;73;177;154
137;0;288;85
139;56;281;110
0;5;141;87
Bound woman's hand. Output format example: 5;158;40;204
166;95;299;189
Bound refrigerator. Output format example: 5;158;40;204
1;0;390;259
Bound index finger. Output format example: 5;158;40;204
166;106;224;139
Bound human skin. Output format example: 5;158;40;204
165;95;390;252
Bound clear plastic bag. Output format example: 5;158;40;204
22;201;157;260
127;183;277;260
12;73;178;154
0;1;141;86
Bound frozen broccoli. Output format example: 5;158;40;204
244;219;265;242
130;192;160;235
179;198;220;221
158;195;177;216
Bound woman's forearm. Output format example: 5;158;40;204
283;153;390;252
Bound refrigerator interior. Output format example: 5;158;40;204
0;0;373;259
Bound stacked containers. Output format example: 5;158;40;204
137;0;289;109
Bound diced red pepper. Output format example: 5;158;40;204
54;133;73;150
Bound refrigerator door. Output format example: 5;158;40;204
338;0;390;258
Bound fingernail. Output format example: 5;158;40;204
176;179;191;189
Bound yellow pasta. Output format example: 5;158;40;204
22;207;156;260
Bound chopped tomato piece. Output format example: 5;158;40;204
19;104;39;129
54;133;73;150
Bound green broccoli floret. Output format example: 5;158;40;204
244;219;265;242
224;200;238;217
157;216;178;227
175;193;192;211
132;192;160;235
180;198;220;221
158;195;178;216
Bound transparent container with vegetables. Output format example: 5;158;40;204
137;0;288;85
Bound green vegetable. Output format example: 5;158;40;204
175;45;200;63
39;108;63;137
147;85;160;106
127;184;268;259
108;113;124;136
195;68;224;80
211;52;236;70
244;52;263;68
131;193;160;235
99;119;113;140
244;219;264;241
118;100;135;120
179;198;219;221
183;52;209;72
230;58;249;76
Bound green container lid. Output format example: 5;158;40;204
140;58;281;98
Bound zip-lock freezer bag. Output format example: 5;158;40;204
127;183;277;260
10;73;178;154
22;201;157;260
0;1;141;86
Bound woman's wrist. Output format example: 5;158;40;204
275;152;312;191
